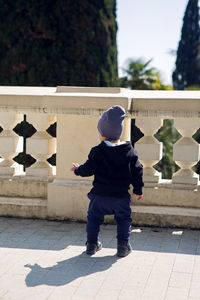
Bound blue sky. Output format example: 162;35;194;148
117;0;189;85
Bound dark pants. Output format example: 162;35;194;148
87;193;132;243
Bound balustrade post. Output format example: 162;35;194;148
0;112;23;175
172;118;200;185
48;114;100;218
26;114;56;177
56;115;99;179
134;117;163;183
120;116;131;141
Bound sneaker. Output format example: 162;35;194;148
117;241;132;257
86;241;102;255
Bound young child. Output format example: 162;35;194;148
70;105;143;257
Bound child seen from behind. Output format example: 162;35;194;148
70;105;143;257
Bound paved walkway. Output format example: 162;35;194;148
0;217;199;300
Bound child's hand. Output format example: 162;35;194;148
70;163;79;172
133;193;143;201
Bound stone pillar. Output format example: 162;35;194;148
172;118;200;185
0;112;23;175
135;117;163;183
56;115;99;179
26;114;56;177
121;116;131;141
48;115;99;219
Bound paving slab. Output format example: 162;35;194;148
0;217;199;300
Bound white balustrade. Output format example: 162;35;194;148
26;114;56;177
134;117;163;183
172;118;200;185
0;112;23;175
0;86;199;221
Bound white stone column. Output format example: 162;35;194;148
0;112;23;175
48;114;99;219
56;115;99;179
172;118;200;185
121;116;131;141
26;114;56;178
134;117;163;183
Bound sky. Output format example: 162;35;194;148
117;0;189;85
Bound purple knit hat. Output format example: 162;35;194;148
97;106;126;140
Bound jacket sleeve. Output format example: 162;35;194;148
130;152;144;195
74;148;96;177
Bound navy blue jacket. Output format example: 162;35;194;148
74;141;144;198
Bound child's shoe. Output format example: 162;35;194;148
117;241;132;257
86;241;102;255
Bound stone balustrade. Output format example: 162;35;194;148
0;86;199;227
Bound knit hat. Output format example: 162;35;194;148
97;105;126;140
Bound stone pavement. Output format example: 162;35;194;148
0;218;200;300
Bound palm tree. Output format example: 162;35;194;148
119;58;171;90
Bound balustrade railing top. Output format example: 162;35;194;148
0;86;131;114
0;86;199;116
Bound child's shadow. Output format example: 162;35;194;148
25;252;118;287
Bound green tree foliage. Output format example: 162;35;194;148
119;58;172;90
0;0;118;86
154;120;181;179
173;0;200;90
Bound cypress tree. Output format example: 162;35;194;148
173;0;200;90
0;0;118;87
